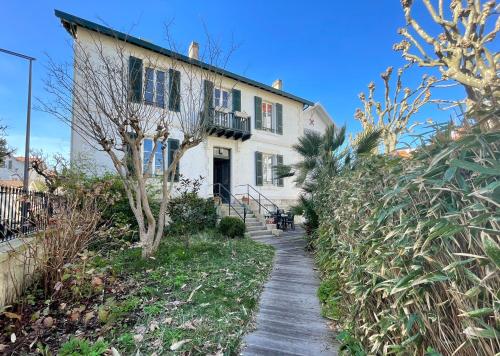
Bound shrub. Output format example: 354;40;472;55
24;183;111;296
167;176;217;235
59;337;108;356
218;216;246;238
313;126;500;355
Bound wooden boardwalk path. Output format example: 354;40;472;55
242;228;338;356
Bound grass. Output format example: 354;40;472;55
100;230;274;355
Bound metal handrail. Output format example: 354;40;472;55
210;109;251;133
212;183;247;222
235;184;279;215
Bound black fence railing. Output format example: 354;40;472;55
0;186;52;243
210;109;251;133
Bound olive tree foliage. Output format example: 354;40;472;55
41;28;234;258
394;0;499;126
354;65;438;153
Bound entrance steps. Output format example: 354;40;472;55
218;204;273;239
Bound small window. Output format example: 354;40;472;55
8;160;12;170
144;68;166;108
214;88;231;109
262;102;273;131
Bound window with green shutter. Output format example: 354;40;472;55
254;96;262;130
128;56;143;103
276;154;284;186
125;132;138;175
276;103;283;135
168;138;180;182
255;151;263;186
168;69;181;112
203;80;214;124
232;89;241;112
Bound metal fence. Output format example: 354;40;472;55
0;186;52;243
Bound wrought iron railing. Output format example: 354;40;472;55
209;109;251;133
235;184;279;215
0;186;52;243
212;183;247;222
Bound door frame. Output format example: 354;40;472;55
213;147;231;201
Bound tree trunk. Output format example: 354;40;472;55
140;228;157;258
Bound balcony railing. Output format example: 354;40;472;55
206;108;251;141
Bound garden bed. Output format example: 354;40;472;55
0;231;274;355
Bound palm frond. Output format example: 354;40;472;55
354;128;382;155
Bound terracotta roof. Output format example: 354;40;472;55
0;180;23;188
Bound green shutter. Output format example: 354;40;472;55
254;96;262;130
168;69;181;112
276;154;284;187
126;132;138;175
168;139;180;182
203;80;214;124
128;56;143;103
276;103;283;135
255;151;263;186
232;89;241;112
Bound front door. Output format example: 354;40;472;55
213;148;231;203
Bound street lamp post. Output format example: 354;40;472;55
0;48;35;231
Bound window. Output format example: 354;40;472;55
144;67;166;107
8;160;12;170
255;151;284;187
262;102;273;131
262;153;275;185
142;138;179;181
143;138;164;176
214;88;231;109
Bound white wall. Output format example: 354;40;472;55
71;28;332;206
0;157;24;180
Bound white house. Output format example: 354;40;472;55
0;155;43;190
56;10;333;209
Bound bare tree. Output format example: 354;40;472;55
40;26;234;258
394;0;499;121
30;150;68;194
354;65;438;153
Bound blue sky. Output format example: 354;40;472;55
0;0;465;158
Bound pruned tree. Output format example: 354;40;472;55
394;0;499;123
40;25;234;257
30;150;68;193
354;66;438;153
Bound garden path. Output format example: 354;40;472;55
242;228;339;355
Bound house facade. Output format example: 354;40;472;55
0;155;43;190
56;10;333;208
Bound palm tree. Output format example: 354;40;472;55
277;124;380;232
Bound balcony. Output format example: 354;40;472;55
206;109;251;141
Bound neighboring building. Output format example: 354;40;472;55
0;155;44;190
55;10;333;208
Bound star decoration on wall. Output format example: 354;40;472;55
309;117;315;126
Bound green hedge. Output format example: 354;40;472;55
167;192;217;234
313;128;500;354
218;216;246;238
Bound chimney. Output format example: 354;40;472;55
188;41;199;60
272;79;282;90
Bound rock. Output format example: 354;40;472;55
43;317;54;328
272;229;283;237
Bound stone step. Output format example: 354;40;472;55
246;221;263;227
247;225;267;232
248;230;274;237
